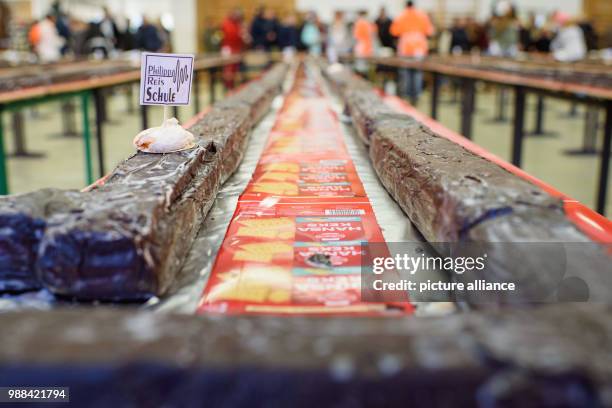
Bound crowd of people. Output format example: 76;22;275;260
0;1;170;63
0;1;607;82
210;1;604;63
207;1;605;96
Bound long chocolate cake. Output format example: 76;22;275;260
0;63;288;300
325;64;611;305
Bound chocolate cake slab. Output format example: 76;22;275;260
0;189;82;292
37;143;221;300
188;104;252;183
368;115;563;242
0;63;288;299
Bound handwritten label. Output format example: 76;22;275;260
140;52;194;106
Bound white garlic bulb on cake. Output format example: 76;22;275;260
133;118;196;154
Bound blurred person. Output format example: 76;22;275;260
301;12;322;56
450;17;470;54
51;0;71;54
34;14;64;62
390;0;434;102
100;7;119;49
488;1;519;57
519;12;535;51
327;11;350;63
466;17;488;52
278;14;300;60
0;1;10;50
353;10;376;57
530;14;554;53
376;7;395;51
118;18;136;51
84;8;120;58
221;8;246;88
250;7;277;51
136;16;162;52
551;12;586;62
203;17;222;52
156;17;171;52
70;16;91;56
578;17;598;51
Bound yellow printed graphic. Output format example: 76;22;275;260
263;163;300;173
234;242;293;263
252;181;299;196
259;172;299;182
236;217;295;240
206;266;291;303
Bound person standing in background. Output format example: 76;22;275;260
376;7;395;51
327;11;350;63
278;14;300;60
301;12;322;56
0;1;10;50
353;9;377;75
35;14;64;62
390;0;434;103
450;17;470;54
551;12;587;62
136;16;162;52
221;8;246;89
488;1;519;57
99;7;119;51
51;1;71;55
353;10;376;58
250;7;277;51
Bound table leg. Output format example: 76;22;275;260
194;71;201;115
61;100;78;137
512;86;526;167
596;102;611;215
0;105;7;194
209;67;217;105
488;86;508;123
93;89;106;177
460;78;475;139
8;111;44;158
530;95;548;136
12;111;27;154
140;104;149;130
127;84;135;114
564;105;599;156
431;72;440;120
80;92;94;185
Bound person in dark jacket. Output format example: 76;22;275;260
376;7;395;50
278;14;299;51
136;16;162;52
450;17;470;53
250;6;277;50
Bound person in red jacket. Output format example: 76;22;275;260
221;8;246;89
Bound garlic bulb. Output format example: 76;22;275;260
133;118;196;153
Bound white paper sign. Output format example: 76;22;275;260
140;52;194;106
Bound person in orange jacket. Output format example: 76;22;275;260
390;0;434;103
353;10;377;75
353;10;376;58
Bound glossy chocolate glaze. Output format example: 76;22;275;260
0;63;288;299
